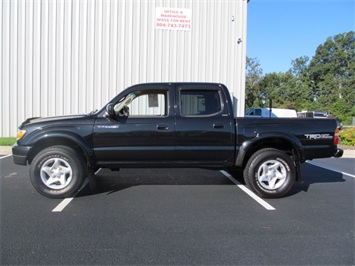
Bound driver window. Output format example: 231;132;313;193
115;91;167;117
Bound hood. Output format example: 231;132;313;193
20;114;92;128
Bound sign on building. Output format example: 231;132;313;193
155;7;192;31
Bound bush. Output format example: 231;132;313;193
339;128;355;146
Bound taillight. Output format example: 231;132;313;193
334;127;339;145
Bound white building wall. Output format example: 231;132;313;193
1;0;247;137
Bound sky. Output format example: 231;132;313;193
247;0;355;74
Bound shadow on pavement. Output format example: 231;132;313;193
78;168;235;197
77;163;346;198
288;162;346;196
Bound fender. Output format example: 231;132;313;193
235;131;305;167
23;128;95;167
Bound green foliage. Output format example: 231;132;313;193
0;137;16;146
339;128;355;146
246;31;355;123
309;32;355;119
245;57;263;109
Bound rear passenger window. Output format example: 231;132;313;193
180;90;222;116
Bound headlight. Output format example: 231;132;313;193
16;130;26;140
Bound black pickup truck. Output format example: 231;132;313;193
13;83;343;199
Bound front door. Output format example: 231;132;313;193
93;84;175;166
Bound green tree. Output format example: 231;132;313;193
255;57;315;111
258;71;297;109
245;57;263;109
309;31;355;123
246;31;354;123
289;56;315;111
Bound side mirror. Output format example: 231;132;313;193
105;103;116;119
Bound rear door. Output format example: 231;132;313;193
174;84;235;167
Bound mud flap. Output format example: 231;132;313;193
295;161;302;183
87;168;97;191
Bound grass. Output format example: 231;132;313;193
0;137;16;146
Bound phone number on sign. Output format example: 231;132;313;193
156;23;191;29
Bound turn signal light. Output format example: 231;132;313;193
334;128;339;145
16;130;26;140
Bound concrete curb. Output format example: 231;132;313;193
1;146;355;158
342;149;355;158
0;146;12;155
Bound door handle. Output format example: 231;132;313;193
213;123;224;129
157;125;169;130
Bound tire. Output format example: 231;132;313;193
30;146;87;198
243;148;295;198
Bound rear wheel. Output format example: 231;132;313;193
30;146;87;198
243;148;295;198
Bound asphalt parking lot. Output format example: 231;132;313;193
1;153;354;265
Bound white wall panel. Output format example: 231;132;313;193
55;0;64;115
9;0;18;135
33;0;41;116
17;1;25;124
0;0;247;137
78;0;87;113
0;0;2;136
71;0;80;114
63;0;72;114
86;0;95;112
24;0;33;117
48;0;56;117
1;1;10;136
108;0;118;102
40;0;48;117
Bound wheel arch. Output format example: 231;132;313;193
236;132;305;169
27;132;94;167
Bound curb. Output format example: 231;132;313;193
342;149;355;158
0;146;12;155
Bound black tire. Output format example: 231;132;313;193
243;148;295;198
30;146;87;198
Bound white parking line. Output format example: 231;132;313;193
52;197;75;212
306;161;355;178
52;178;89;212
220;170;276;211
51;168;102;213
0;154;12;159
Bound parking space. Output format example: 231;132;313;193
1;155;354;265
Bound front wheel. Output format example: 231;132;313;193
243;148;295;198
30;146;87;198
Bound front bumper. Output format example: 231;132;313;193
12;144;31;165
334;148;343;158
